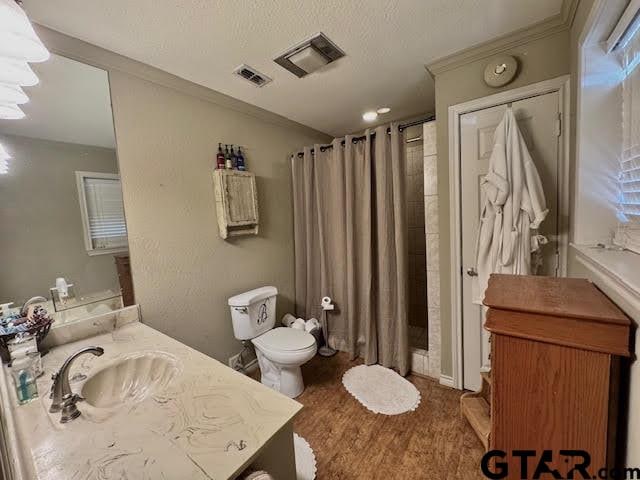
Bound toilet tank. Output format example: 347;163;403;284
228;286;278;340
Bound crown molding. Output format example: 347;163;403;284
426;0;579;76
34;24;331;139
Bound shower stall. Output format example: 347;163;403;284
407;120;440;380
405;124;428;351
291;118;440;379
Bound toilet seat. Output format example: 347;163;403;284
253;327;315;352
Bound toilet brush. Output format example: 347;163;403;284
318;296;337;357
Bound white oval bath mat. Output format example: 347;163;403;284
342;364;421;415
294;433;317;480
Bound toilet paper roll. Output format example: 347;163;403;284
321;296;334;310
281;313;297;328
292;318;306;330
305;318;320;332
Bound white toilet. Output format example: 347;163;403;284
228;286;317;398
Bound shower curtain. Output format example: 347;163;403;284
292;123;409;375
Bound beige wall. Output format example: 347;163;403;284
432;30;571;376
108;71;330;364
0;134;120;304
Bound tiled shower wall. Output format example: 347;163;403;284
423;122;441;379
409;121;441;380
405;124;428;350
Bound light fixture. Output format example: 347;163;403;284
362;111;378;122
377;107;391;114
0;58;39;86
288;46;329;75
0;0;49;62
0;103;24;119
0;83;27;103
0;0;50;121
275;32;345;78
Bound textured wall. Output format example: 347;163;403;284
109;71;331;364
0;134;120;304
432;30;571;377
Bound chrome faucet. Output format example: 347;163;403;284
49;346;104;423
20;296;47;316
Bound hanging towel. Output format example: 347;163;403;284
472;108;548;304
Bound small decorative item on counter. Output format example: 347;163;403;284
216;143;225;169
0;303;16;319
237;147;246;171
0;305;53;363
10;355;38;405
26;351;43;378
7;332;37;361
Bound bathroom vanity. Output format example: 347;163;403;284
0;309;301;479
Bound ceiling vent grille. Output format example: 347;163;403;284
274;32;345;78
233;64;272;87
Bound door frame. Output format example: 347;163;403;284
447;75;571;390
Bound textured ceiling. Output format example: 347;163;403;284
23;0;563;136
0;54;116;148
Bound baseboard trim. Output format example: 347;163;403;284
439;374;455;388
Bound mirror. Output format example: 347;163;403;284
0;54;131;325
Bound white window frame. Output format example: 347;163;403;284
75;171;128;256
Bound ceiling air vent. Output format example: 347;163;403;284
233;64;272;87
274;32;345;78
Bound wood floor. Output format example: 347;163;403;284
293;353;485;480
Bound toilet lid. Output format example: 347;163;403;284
254;327;316;352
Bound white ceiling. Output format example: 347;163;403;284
0;53;116;148
23;0;563;137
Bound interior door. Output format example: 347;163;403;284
460;92;561;391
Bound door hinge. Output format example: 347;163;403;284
554;250;561;277
555;113;562;137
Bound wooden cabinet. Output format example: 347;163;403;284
483;274;631;478
212;169;259;239
114;254;135;307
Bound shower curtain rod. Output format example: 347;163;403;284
295;114;435;158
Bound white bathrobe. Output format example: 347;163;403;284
472;108;548;304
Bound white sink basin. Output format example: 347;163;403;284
81;352;180;409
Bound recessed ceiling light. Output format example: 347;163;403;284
362;111;378;122
377;107;391;114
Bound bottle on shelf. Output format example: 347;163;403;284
236;147;246;171
230;145;237;170
224;144;233;170
216;143;225;169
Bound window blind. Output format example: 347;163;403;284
620;29;640;219
82;176;127;250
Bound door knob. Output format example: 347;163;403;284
466;268;478;277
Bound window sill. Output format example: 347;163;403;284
572;244;640;313
86;248;128;257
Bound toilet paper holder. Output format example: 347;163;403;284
319;296;336;357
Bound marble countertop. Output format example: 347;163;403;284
0;321;302;480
